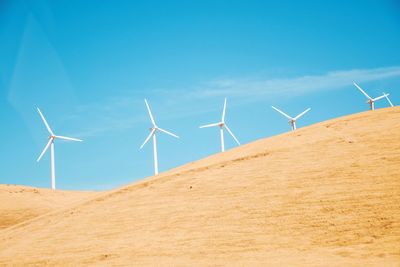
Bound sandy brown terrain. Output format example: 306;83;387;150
0;185;96;230
0;107;399;266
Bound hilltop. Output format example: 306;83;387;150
0;185;96;230
0;107;399;266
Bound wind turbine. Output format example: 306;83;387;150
383;92;394;107
140;99;179;175
353;82;389;110
36;108;83;190
199;98;240;152
271;106;311;131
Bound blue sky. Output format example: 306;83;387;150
1;0;399;190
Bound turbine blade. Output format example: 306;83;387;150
222;98;227;122
294;108;311;120
37;108;54;135
37;139;52;162
383;92;394;107
372;94;388;102
271;106;292;120
353;82;372;100
157;127;179;138
199;122;220;128
55;135;83;142
224;125;240;145
144;99;156;125
140;128;155;149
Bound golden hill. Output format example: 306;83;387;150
0;107;399;266
0;185;96;230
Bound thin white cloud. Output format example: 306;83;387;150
185;66;400;99
73;66;400;136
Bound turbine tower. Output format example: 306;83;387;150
36;108;83;190
353;82;389;110
271;106;311;131
383;92;394;107
140;99;179;175
199;98;240;152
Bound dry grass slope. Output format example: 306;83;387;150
0;185;96;230
0;107;399;266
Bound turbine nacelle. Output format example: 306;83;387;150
354;82;391;110
140;99;179;175
36;107;82;190
199;98;240;152
271;106;311;131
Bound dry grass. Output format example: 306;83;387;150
0;185;96;230
0;107;399;266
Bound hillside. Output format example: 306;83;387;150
0;107;399;266
0;185;96;230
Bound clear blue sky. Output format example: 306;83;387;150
1;0;399;190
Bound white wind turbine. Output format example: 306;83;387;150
140;99;179;175
353;82;389;110
271;106;311;131
383;92;394;107
36;108;83;190
199;98;240;152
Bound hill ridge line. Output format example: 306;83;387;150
1;108;397;234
